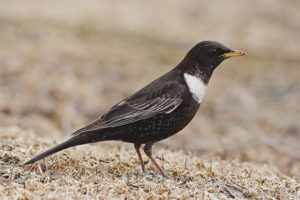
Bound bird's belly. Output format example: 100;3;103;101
111;102;199;144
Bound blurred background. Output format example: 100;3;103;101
0;0;299;177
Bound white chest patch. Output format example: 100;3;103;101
184;73;207;104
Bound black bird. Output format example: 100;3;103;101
25;41;244;176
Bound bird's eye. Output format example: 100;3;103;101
209;49;218;55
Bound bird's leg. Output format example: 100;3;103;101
134;143;145;173
144;143;166;177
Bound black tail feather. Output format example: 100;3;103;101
24;131;104;165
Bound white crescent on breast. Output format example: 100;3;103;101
184;73;207;104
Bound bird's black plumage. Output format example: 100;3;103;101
25;41;244;176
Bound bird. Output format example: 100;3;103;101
25;41;244;176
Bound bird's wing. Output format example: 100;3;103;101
72;81;185;135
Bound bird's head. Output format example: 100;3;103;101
183;41;245;72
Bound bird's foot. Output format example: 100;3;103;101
143;170;170;179
161;172;171;179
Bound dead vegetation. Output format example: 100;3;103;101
1;127;299;199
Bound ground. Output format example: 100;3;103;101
1;127;299;199
0;0;299;199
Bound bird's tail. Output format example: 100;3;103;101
24;131;105;165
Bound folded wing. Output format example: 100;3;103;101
72;82;185;135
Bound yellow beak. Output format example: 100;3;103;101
222;50;245;58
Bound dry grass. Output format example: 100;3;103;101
0;0;300;199
1;127;299;199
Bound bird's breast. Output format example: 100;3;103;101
183;73;207;104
